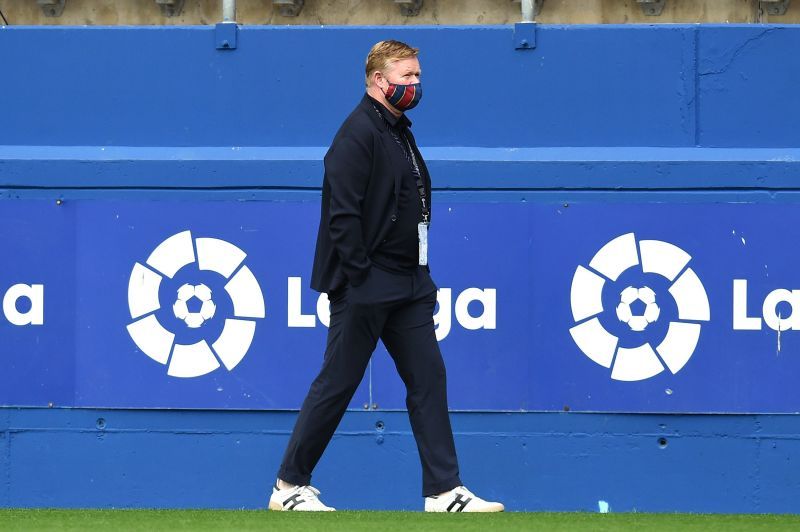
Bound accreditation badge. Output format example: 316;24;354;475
418;222;429;266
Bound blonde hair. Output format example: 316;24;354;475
365;40;419;88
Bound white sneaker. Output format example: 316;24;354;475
268;483;336;511
424;485;504;513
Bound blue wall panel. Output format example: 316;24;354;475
4;25;798;149
698;26;800;148
1;25;796;148
2;23;800;511
3;408;800;513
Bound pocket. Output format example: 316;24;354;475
327;284;348;304
420;268;438;294
349;265;372;288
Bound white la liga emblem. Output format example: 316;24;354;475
126;230;265;378
569;233;710;382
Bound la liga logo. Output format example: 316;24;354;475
569;233;710;382
126;231;265;378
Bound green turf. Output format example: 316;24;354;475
1;510;799;531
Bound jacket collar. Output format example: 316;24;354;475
360;93;412;131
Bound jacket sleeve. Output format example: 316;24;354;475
325;132;373;287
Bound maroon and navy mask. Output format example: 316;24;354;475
383;82;422;112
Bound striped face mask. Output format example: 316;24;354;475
383;82;422;112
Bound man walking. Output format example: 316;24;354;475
269;40;503;513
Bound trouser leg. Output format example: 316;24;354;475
278;283;387;486
381;274;461;497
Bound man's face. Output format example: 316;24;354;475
380;57;421;88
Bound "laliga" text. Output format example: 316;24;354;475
2;284;44;326
733;279;800;331
286;277;496;340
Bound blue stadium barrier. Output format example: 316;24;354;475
0;23;799;512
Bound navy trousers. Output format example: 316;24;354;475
277;265;462;496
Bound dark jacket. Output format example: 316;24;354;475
310;94;432;293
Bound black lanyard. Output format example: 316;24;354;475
401;131;430;223
372;103;430;223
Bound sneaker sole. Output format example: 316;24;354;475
425;504;505;513
268;499;336;512
466;503;505;513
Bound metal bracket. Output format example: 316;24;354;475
215;22;238;50
395;0;423;16
155;0;185;17
37;0;65;17
760;0;791;15
512;0;543;18
274;0;304;17
637;0;665;16
513;22;537;51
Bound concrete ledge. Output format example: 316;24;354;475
2;146;800;190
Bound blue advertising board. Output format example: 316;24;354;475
1;199;800;413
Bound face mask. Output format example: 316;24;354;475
382;81;422;112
